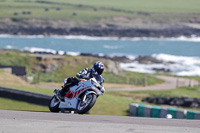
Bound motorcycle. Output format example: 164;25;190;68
49;77;105;114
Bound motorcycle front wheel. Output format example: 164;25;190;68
76;93;97;114
49;96;60;112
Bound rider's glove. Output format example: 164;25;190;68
100;87;105;93
81;75;89;80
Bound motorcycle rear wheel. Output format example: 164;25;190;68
49;96;60;112
76;94;97;114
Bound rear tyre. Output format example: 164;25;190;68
76;94;97;114
49;96;60;112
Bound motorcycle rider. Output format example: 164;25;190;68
58;61;105;100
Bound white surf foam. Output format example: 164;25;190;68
152;54;200;66
167;35;200;42
66;51;80;56
120;53;200;76
0;34;44;38
103;44;122;49
1;34;200;42
5;45;14;49
23;47;57;54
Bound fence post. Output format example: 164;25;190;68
189;79;191;87
37;72;41;83
144;76;147;87
126;77;130;84
134;78;138;85
176;78;179;88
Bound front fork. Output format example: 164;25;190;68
80;91;97;103
54;89;62;101
82;95;87;103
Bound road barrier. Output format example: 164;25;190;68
0;86;51;106
151;106;161;118
130;103;200;120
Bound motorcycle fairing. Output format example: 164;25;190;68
58;80;92;109
58;79;103;109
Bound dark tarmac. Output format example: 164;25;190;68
0;110;200;133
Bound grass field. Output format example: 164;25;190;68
1;85;200;116
91;85;200;116
1;0;200;13
49;0;200;12
0;0;200;25
0;97;48;111
1;0;200;115
0;71;134;115
110;86;200;99
39;70;163;86
1;69;200;115
0;0;144;21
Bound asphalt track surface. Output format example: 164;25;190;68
0;110;200;133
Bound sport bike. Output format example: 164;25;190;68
49;77;105;114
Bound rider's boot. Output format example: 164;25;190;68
58;89;65;101
58;83;71;100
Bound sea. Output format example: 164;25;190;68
0;34;200;76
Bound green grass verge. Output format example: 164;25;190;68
0;97;48;111
5;85;54;95
40;71;163;86
0;51;199;115
96;85;200;115
90;93;135;116
110;86;200;98
0;92;134;115
1;84;200;115
79;85;200;115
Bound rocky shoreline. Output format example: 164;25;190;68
0;18;200;37
142;97;200;109
1;25;200;38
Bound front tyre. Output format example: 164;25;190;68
49;96;60;112
76;94;97;114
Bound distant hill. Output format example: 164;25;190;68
0;0;200;37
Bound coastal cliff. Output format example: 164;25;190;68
0;18;200;37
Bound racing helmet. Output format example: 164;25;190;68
92;61;104;75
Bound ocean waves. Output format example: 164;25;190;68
4;45;200;76
22;46;80;56
1;34;200;76
120;53;200;76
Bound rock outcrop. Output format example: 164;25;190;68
142;97;200;108
1;18;200;37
